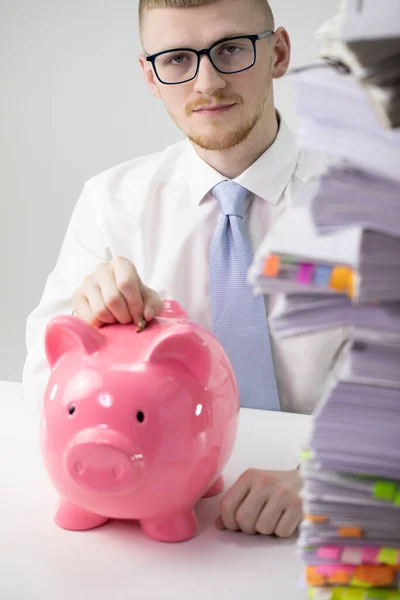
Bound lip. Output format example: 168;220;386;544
193;103;236;115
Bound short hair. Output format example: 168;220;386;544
138;0;275;36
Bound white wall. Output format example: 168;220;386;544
0;0;340;382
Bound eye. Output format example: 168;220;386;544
136;411;145;423
68;405;76;416
220;44;241;55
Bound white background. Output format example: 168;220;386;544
0;0;340;382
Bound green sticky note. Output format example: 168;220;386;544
307;589;315;600
301;450;312;461
394;491;400;506
341;588;365;600
282;255;298;264
378;547;399;565
365;590;391;599
350;577;371;589
373;480;397;502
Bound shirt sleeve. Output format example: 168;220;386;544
22;179;112;410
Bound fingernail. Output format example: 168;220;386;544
144;306;154;321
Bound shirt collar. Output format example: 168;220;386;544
186;116;300;206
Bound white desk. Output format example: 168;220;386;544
0;381;311;600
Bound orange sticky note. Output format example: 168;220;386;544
328;570;351;585
305;514;328;523
263;255;280;277
353;565;394;586
305;567;326;586
329;266;354;296
338;526;363;538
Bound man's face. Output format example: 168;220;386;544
139;0;278;151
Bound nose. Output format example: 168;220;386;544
64;428;143;492
193;55;226;95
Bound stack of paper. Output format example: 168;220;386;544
248;3;400;598
249;205;400;303
316;0;400;128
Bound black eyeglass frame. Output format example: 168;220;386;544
145;30;275;85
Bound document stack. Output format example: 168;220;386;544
248;1;400;598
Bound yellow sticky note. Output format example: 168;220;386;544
378;548;399;566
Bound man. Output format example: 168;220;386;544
23;0;343;538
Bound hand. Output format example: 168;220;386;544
216;468;303;538
72;256;164;328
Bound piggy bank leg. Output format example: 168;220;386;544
203;475;224;498
140;510;197;542
54;498;109;531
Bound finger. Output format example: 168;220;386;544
85;282;117;325
72;295;103;328
235;486;271;535
141;284;164;321
255;486;289;536
219;474;252;531
113;259;144;322
215;516;226;530
274;498;303;539
97;270;133;324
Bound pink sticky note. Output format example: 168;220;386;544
297;263;315;285
315;564;355;576
362;546;380;564
317;546;342;561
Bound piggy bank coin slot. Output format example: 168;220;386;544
136;411;145;423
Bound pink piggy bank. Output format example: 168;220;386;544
41;300;239;542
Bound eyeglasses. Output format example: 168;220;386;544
146;30;274;85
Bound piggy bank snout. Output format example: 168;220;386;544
64;429;143;493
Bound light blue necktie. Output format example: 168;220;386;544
209;181;280;411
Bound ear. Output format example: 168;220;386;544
44;315;105;368
144;327;212;387
138;54;162;99
271;27;291;80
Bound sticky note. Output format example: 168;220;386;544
377;548;399;566
329;266;354;295
297;263;315;284
301;449;312;461
263;255;280;277
314;264;333;286
306;566;326;586
306;514;329;523
394;491;400;506
327;570;352;585
342;547;363;565
362;547;379;564
317;546;342;561
281;255;297;264
340;588;365;600
354;565;395;587
373;480;397;502
317;564;354;577
338;526;363;538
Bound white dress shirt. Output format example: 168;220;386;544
22;118;344;414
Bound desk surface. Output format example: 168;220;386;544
0;381;311;600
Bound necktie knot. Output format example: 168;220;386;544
212;181;248;219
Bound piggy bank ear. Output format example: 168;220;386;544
144;327;212;387
44;315;105;368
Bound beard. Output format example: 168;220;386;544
188;109;262;151
167;89;269;151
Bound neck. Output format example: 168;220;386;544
191;108;279;179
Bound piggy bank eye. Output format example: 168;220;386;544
136;411;145;423
68;405;76;416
